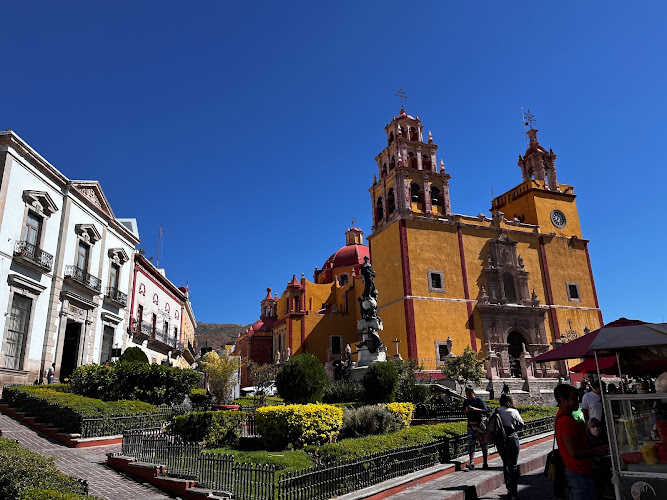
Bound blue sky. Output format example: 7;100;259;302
1;2;665;325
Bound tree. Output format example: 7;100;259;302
440;345;489;394
246;360;277;406
119;346;149;364
362;361;398;404
276;354;328;404
199;351;241;404
392;358;429;403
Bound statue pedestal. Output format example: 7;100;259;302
350;365;367;382
355;343;387;367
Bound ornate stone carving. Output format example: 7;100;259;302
22;190;58;217
79;188;103;209
74;224;101;244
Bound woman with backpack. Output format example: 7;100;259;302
494;393;525;499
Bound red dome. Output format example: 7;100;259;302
322;244;369;270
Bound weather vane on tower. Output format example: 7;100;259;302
395;88;408;109
521;107;536;131
351;217;357;227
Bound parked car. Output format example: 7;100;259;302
240;381;277;397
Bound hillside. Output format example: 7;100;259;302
195;322;248;351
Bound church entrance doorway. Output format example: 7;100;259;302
507;331;527;378
60;321;81;381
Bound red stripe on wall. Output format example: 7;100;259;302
457;226;477;351
538;237;560;339
288;318;293;351
399;220;417;358
584;243;604;326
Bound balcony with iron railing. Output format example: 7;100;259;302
64;265;102;294
104;286;128;308
13;240;54;273
148;328;177;354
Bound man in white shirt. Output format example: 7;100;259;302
581;380;603;423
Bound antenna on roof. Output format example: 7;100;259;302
157;225;162;268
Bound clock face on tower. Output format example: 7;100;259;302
550;209;567;228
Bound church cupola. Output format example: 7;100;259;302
518;128;559;191
260;287;277;319
345;226;363;245
371;99;451;231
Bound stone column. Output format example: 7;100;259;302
416;147;423;170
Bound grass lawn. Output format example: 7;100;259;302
203;448;314;471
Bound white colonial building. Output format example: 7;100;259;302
0;130;139;386
128;253;187;365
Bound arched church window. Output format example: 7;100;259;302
503;273;517;303
408;152;416;168
430;186;441;208
409;127;417;141
388;133;394;145
376;197;384;222
382;163;387;177
387;189;395;215
411;183;421;203
422;154;432;170
390;156;396;170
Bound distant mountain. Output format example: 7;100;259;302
195;322;248;351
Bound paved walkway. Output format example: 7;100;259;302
0;413;171;500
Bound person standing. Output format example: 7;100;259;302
46;363;56;384
496;393;524;499
554;384;608;500
463;386;488;470
581;380;603;424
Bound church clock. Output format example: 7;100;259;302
550;209;567;228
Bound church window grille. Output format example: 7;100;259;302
338;273;349;286
427;270;445;293
566;282;580;302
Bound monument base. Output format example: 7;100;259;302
355;344;387;367
350;366;367;382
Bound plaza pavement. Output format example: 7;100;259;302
0;413;171;500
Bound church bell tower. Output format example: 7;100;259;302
369;108;451;230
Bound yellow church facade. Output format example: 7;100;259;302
239;107;603;388
368;109;603;377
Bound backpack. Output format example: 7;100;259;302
484;409;506;445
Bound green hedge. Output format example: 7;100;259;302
69;362;201;406
0;437;97;499
322;381;365;404
19;489;104;500
306;408;556;464
169;410;246;448
2;385;165;436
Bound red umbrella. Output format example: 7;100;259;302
531;318;646;363
569;356;617;374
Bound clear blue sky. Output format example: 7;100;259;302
1;1;665;325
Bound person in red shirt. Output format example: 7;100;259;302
554;384;608;500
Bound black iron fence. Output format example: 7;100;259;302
64;265;102;292
13;240;53;271
80;405;187;438
120;416;555;500
412;403;466;422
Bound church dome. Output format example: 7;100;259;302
322;244;369;270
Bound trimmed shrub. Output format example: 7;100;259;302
339;405;402;439
119;346;149;364
256;404;343;450
0;437;90;499
362;362;398;404
322;381;365;403
45;384;72;393
69;361;201;405
276;354;328;404
234;396;284;408
169;410;245;448
385;402;414;429
1;385;163;436
189;389;213;410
